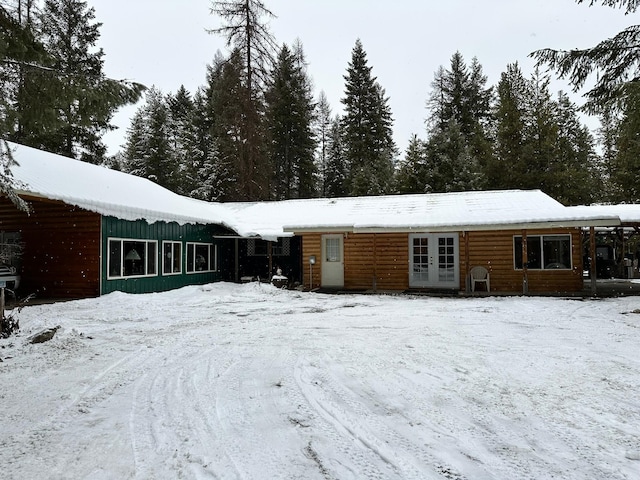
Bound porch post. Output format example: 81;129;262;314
590;226;597;295
464;231;470;293
522;229;529;295
267;241;273;279
234;238;239;283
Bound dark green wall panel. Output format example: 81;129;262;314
101;217;230;294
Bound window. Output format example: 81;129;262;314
514;235;571;270
163;241;182;275
247;238;290;256
108;238;157;278
186;242;217;273
325;237;341;262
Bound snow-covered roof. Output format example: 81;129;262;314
5;142;624;240
226;190;621;235
567;204;640;225
7;142;243;233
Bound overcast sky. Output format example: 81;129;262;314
90;0;634;156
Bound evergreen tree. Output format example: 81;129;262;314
611;84;640;201
487;63;529;189
324;116;347;197
394;134;427;194
424;119;483;193
314;90;332;196
341;39;395;196
189;86;225;201
1;0;144;164
596;105;620;198
265;42;317;200
204;49;246;200
531;0;640;113
123;87;176;190
166;85;196;195
524;69;559;193
209;0;276;200
550;91;601;204
425;52;491;191
0;1;42;212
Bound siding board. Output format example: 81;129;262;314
301;228;584;294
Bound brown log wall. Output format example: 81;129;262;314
0;196;101;299
463;228;584;293
301;228;584;294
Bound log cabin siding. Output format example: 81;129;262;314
464;228;583;293
0;196;101;298
301;228;583;294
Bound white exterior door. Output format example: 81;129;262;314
321;234;344;287
409;233;459;289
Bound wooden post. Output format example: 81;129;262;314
234;238;239;283
464;231;470;293
0;287;5;335
373;234;377;292
590;226;597;296
267;241;273;280
522;230;529;295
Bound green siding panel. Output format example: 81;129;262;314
101;217;229;295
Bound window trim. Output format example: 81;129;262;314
185;242;217;274
162;241;183;276
107;237;158;279
513;234;572;270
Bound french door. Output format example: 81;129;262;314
409;233;459;289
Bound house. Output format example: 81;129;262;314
0;143;257;298
1;142;632;298
256;192;621;294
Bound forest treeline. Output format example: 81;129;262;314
2;0;639;207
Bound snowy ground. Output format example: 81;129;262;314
1;283;640;480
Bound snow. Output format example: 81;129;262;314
1;283;639;479
9;142;625;243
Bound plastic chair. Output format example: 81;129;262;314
470;266;490;292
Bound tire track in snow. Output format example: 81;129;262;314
128;342;241;479
294;356;458;480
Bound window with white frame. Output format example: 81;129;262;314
514;235;572;270
162;241;182;275
108;238;158;278
186;242;217;273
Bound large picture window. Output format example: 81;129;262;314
163;241;182;275
108;238;157;278
514;235;572;270
186;242;217;273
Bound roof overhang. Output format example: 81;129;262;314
285;217;621;234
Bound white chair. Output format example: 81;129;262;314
470;266;490;292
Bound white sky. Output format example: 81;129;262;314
89;0;635;156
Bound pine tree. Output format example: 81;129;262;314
487;63;529;189
314;90;332;196
265;42;317;200
551;91;601;204
531;0;640;113
1;0;144;163
123;87;176;190
596;105;620;198
611;84;640;201
166;85;196;195
425;52;491;191
324;116;347;197
203;49;246;200
209;0;276;200
394;134;427;194
341;39;395;196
